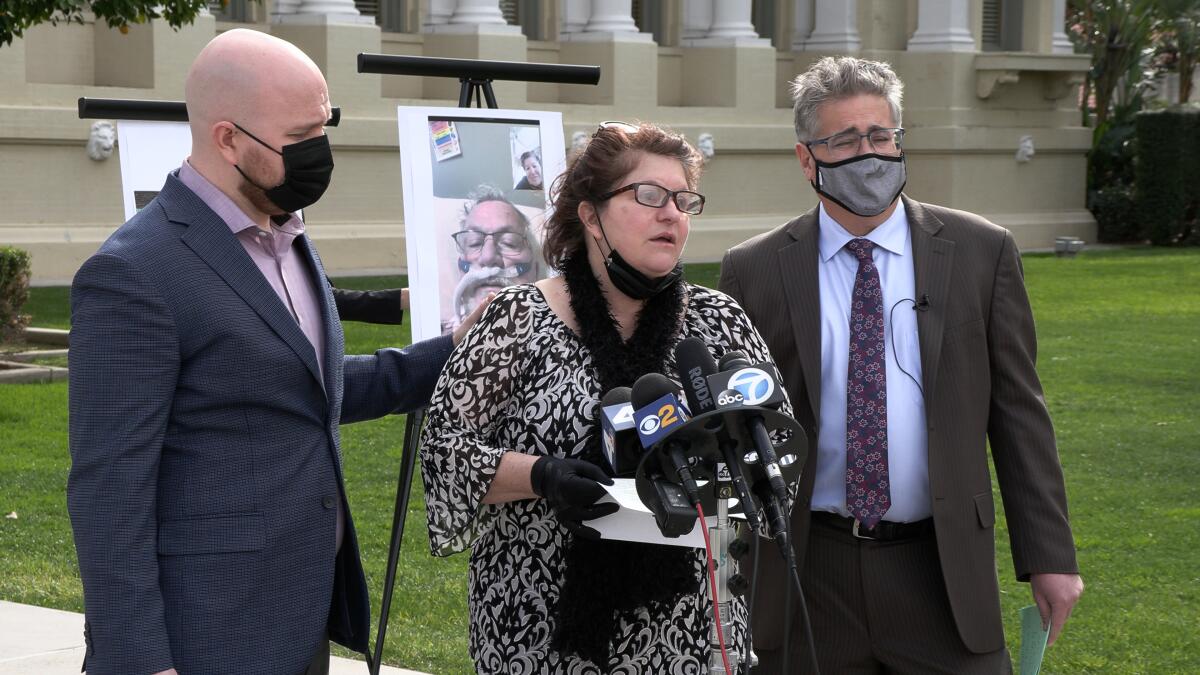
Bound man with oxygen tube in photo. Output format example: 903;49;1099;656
443;185;542;333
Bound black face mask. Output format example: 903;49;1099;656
593;211;683;300
233;122;334;213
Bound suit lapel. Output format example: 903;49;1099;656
162;175;326;390
296;234;343;401
777;210;823;423
906;196;955;402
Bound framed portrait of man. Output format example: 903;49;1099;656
396;107;565;342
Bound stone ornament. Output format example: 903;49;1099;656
1015;135;1035;163
87;121;116;161
697;132;714;162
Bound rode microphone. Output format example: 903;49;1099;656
674;337;763;532
600;386;641;477
716;351;793;526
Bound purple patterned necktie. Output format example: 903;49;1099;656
845;238;890;528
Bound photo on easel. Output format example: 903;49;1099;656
396;107;566;342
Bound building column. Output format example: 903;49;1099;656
572;0;646;37
1052;0;1073;54
421;0;525;103
560;0;591;36
423;0;455;30
559;0;655;107
907;0;974;52
791;0;814;51
272;0;381;114
273;0;301;17
447;0;508;26
286;0;371;20
681;0;712;41
805;0;860;52
680;0;772;108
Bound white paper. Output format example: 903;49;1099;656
590;478;721;548
116;120;194;221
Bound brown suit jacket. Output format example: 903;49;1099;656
718;196;1079;653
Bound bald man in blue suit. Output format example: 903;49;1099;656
67;29;485;675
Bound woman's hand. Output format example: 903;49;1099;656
530;456;618;540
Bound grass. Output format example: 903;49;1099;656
2;251;1198;673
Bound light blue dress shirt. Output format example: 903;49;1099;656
811;202;931;523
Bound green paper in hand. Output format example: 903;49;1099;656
1019;604;1051;675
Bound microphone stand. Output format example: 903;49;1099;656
705;470;753;667
707;476;752;675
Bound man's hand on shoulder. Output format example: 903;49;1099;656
452;292;496;346
1030;572;1083;646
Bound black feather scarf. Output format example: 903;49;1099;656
550;251;701;667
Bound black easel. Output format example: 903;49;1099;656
356;53;599;675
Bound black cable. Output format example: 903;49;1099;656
783;514;820;675
887;297;925;397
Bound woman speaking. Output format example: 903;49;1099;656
420;122;789;673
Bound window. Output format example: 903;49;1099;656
982;0;1023;52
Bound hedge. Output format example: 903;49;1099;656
1135;107;1200;245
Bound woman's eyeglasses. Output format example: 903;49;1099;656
598;182;705;215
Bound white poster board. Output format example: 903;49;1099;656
116;120;194;221
396;107;566;343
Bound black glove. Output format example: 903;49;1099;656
530;456;619;540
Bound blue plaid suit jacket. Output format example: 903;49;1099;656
67;172;453;675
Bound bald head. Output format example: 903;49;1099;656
184;29;333;224
186;29;330;157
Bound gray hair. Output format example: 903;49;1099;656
789;56;904;142
458;185;530;230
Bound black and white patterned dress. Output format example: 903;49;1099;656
420;283;789;674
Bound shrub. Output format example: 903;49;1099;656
1134;107;1200;245
0;246;31;341
1091;185;1142;243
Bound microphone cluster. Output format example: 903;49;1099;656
600;338;806;541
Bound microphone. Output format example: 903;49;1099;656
715;351;792;524
915;293;930;311
599;386;640;477
674;337;763;531
631;373;701;505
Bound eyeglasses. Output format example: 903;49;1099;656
451;231;530;258
805;127;905;161
598;182;706;215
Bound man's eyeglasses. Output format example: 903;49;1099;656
806;127;905;161
598;182;706;215
451;231;529;258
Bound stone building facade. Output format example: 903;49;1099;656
0;0;1094;283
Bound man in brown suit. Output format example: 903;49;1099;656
719;56;1083;673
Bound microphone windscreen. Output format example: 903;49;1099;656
718;350;751;372
674;337;719;414
601;386;632;407
631;372;679;410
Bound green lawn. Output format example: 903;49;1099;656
2;251;1198;673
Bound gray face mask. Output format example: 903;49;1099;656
811;153;906;217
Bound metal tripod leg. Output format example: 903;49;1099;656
367;407;426;675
